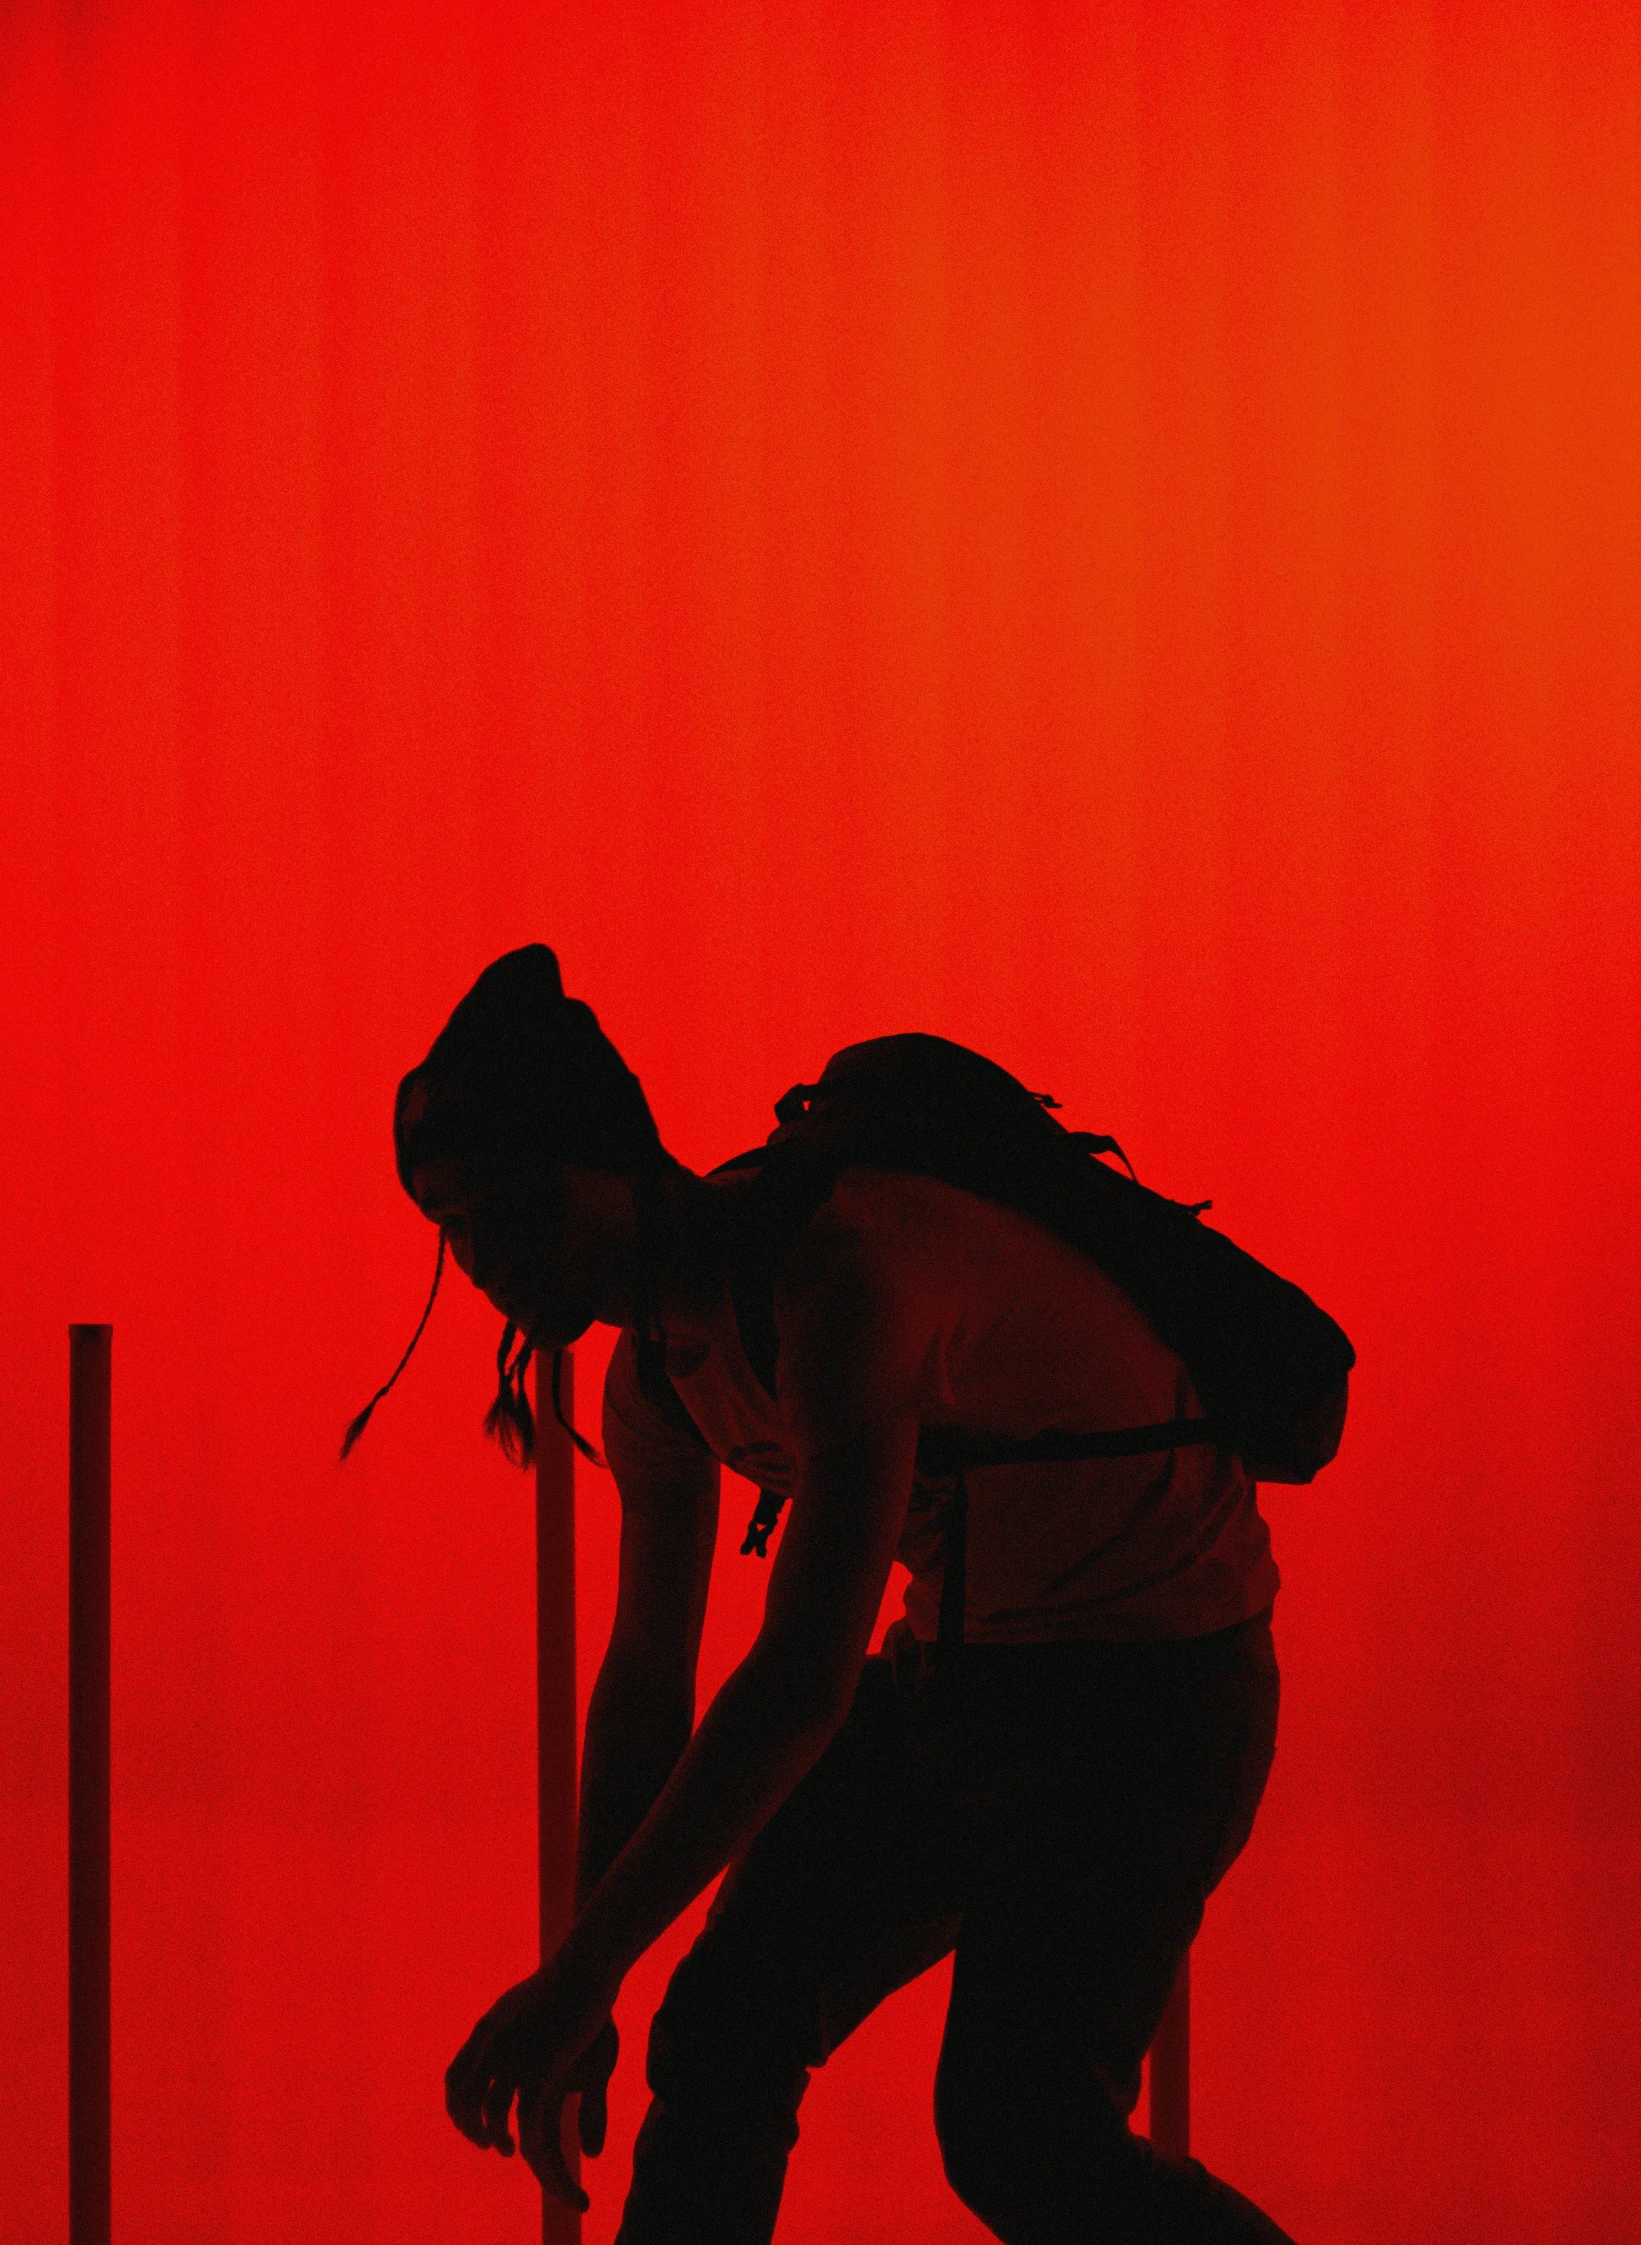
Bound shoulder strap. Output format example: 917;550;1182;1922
624;1149;846;1529
720;1144;844;1399
914;1418;1223;1474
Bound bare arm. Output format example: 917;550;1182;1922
444;1236;930;2205
576;1437;720;1912
566;1224;925;1989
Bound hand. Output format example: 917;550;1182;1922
522;2014;620;2203
445;1950;619;2209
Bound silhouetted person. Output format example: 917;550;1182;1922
345;945;1297;2242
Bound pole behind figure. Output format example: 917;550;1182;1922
69;1325;112;2245
537;1350;581;2244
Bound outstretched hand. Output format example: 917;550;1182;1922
445;1953;620;2210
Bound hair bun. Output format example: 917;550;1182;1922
392;945;664;1191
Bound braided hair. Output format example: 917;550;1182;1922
340;944;672;1469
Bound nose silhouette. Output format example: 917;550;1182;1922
470;1235;525;1312
445;1222;508;1303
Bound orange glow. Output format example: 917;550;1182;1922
4;4;1638;2240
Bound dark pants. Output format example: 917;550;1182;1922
616;1611;1292;2245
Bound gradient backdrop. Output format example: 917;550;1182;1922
4;3;1639;2240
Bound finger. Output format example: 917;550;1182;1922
446;2048;490;2145
573;2016;616;2157
545;2147;590;2217
452;1996;537;2146
532;2118;590;2212
480;2069;518;2155
449;2052;507;2146
518;2079;551;2176
521;2083;590;2212
447;1976;553;2150
446;2012;506;2141
449;2040;511;2152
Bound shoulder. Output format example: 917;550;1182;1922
771;1166;998;1319
602;1328;716;1489
771;1170;910;1330
770;1174;944;1436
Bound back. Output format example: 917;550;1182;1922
604;1166;1279;1644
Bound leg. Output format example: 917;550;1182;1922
933;1621;1293;2243
614;1645;964;2245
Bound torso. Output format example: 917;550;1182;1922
602;1165;1279;1643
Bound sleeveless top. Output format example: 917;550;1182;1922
601;1166;1280;1644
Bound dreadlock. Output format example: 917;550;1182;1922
486;1150;673;1472
340;1222;607;1471
338;1232;448;1462
480;1327;604;1471
482;1319;536;1466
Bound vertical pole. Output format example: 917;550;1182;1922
69;1325;112;2245
536;1352;581;2245
1148;1947;1191;2162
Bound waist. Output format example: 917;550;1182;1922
886;1605;1275;1684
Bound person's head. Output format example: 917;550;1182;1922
404;1156;636;1350
340;944;675;1469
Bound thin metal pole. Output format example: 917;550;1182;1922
536;1351;581;2245
69;1325;112;2245
1148;1946;1190;2161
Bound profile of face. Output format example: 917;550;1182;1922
411;1158;601;1349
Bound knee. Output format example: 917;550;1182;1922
932;2100;1013;2231
933;2051;1135;2232
645;1945;812;2131
931;2060;1015;2223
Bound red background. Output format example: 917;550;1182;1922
4;3;1639;2239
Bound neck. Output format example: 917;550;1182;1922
634;1165;746;1339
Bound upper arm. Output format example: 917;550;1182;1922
602;1333;721;1687
755;1216;929;1714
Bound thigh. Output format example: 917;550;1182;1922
654;1646;966;2078
940;1622;1281;2124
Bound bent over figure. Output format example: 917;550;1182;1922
348;944;1298;2244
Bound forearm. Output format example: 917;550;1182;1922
575;1653;695;1914
567;1649;842;1991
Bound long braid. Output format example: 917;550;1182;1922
339;1233;448;1462
483;1319;537;1467
480;1320;607;1470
